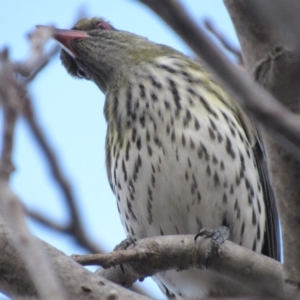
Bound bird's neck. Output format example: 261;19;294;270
104;56;236;146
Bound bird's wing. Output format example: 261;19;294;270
215;76;281;260
237;107;281;261
252;123;281;261
105;132;115;193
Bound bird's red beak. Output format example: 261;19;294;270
53;29;89;57
37;25;90;58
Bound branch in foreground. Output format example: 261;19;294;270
203;19;243;65
223;0;300;286
0;49;21;181
23;44;60;84
18;24;151;299
23;5;88;84
16;7;104;255
0;46;65;300
0;184;66;300
13;26;55;77
24;206;70;233
23;97;104;254
73;235;289;298
138;0;300;158
0;216;150;300
0;12;149;299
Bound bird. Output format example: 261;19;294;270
51;17;281;299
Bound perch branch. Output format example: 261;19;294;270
73;234;289;298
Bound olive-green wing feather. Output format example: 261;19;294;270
253;125;281;261
238;107;281;261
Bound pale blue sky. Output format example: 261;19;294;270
0;1;238;299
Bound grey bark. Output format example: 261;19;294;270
225;0;300;287
0;216;150;300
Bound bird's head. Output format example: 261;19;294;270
51;17;176;93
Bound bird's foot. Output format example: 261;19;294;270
114;235;136;251
194;226;230;268
113;236;142;277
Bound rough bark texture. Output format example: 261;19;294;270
85;235;287;297
225;0;300;287
0;216;150;300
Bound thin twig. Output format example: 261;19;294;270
0;45;66;300
0;49;20;181
18;9;105;255
23;44;60;84
25;206;70;233
204;19;243;65
23;97;104;254
13;26;55;77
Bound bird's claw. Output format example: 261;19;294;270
113;236;137;275
114;235;136;251
195;226;230;268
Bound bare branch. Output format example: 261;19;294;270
0;49;21;181
23;44;60;84
224;0;300;88
23;97;104;254
73;235;288;298
0;9;150;298
0;184;66;300
21;6;88;84
0;216;150;300
13;26;55;77
24;206;70;233
14;15;105;256
0;47;66;300
203;19;243;65
19;6;88;84
224;0;300;288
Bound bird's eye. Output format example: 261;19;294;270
77;69;88;79
96;22;111;30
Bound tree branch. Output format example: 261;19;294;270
224;0;300;287
0;49;21;181
19;13;105;255
0;185;66;300
14;13;104;255
224;0;300;109
0;10;150;298
72;235;289;298
0;216;150;300
23;44;60;84
24;206;70;233
0;42;66;300
23;96;104;254
12;26;55;77
203;19;243;65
